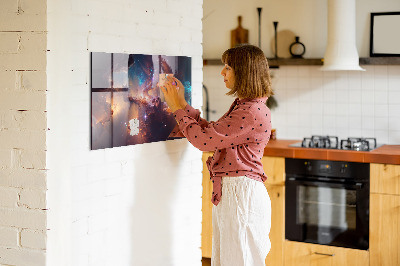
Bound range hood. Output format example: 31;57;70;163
320;0;365;71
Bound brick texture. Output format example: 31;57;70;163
21;229;47;250
0;187;19;208
0;247;46;266
0;0;47;264
0;227;19;247
0;208;47;230
19;189;47;209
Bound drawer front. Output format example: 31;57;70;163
284;241;369;266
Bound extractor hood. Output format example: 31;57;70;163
320;0;365;71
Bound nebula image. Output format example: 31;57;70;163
91;52;192;150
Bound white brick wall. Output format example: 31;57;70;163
0;187;19;208
47;1;203;266
0;0;48;265
21;229;47;250
0;227;19;247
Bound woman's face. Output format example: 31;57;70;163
220;64;235;89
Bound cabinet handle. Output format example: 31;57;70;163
314;252;335;257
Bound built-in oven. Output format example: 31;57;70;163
285;158;369;250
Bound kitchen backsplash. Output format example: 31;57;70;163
203;65;400;144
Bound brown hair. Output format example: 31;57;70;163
221;44;273;99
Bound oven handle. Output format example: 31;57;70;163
286;177;364;189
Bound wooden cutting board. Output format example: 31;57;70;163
231;16;249;48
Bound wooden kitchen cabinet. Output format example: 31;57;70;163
370;163;400;195
202;152;213;258
201;154;286;265
262;156;285;266
284;241;369;266
264;184;285;266
370;193;400;266
370;163;400;266
261;156;285;186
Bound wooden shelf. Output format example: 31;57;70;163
268;58;322;67
203;57;400;67
359;57;400;65
203;58;323;67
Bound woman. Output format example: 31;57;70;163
161;44;273;266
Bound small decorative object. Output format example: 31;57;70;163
273;21;279;58
269;30;295;58
270;129;277;140
266;72;278;111
266;95;278;110
370;12;400;57
289;36;306;58
231;16;249;48
257;8;262;48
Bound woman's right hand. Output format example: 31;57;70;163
168;76;187;108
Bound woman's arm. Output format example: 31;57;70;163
173;106;256;152
162;77;211;138
169;104;211;138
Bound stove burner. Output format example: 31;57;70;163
340;137;377;151
295;136;378;151
301;135;339;149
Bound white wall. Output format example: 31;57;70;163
0;0;48;265
204;0;326;59
271;65;400;144
47;0;203;266
204;64;400;145
203;0;400;145
203;0;400;58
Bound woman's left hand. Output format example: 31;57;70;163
160;77;184;113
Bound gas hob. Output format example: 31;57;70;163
289;135;382;151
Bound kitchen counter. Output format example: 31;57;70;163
263;139;400;165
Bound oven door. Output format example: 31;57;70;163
285;177;369;250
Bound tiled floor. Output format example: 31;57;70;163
202;257;211;266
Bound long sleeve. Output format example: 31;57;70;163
169;104;210;138
173;105;257;152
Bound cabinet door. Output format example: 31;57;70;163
284;241;369;266
264;184;284;266
261;156;285;185
202;152;213;258
370;163;400;195
370;193;400;266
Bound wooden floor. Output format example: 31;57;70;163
202;257;211;266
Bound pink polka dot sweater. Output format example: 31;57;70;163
171;97;272;206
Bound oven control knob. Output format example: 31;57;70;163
304;162;312;171
340;164;347;174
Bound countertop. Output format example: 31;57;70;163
263;139;400;165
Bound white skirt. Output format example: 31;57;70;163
212;176;271;266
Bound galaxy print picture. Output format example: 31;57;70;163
90;52;192;150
